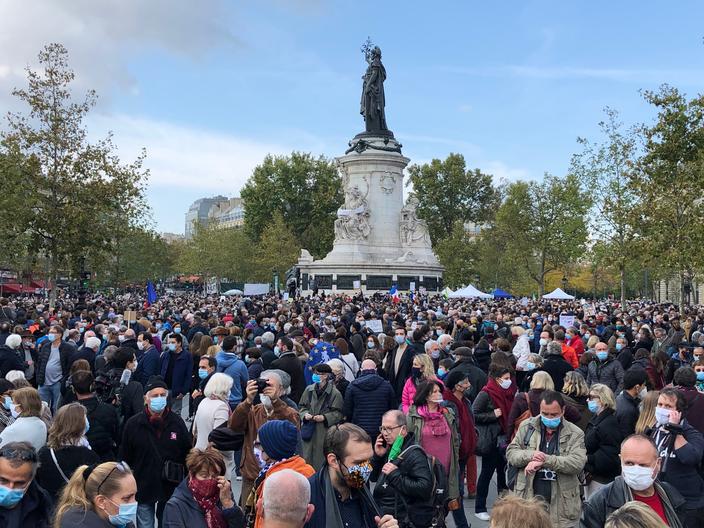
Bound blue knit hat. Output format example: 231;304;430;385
258;420;299;461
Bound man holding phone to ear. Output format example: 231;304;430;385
370;410;434;527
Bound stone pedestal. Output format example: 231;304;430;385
297;134;443;293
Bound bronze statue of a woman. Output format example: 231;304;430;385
360;46;389;134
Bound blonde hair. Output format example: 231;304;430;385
636;390;660;434
587;335;600;349
54;462;133;526
562;371;589;398
413;353;437;382
527;353;543;367
490;494;551;528
529;371;554;391
207;345;220;358
605;501;668;528
512;326;526;337
47;403;87;449
12;387;42;417
589;383;616;411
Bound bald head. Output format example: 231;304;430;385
361;359;377;370
260;469;313;527
621;434;659;467
124;328;136;340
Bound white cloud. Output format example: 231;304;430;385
0;0;239;108
481;160;531;183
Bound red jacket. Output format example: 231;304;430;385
443;388;476;461
561;343;579;369
568;336;585;358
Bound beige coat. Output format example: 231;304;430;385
506;416;586;528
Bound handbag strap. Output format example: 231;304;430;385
50;448;70;483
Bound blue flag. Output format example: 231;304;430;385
146;281;158;305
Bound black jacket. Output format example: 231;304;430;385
78;395;121;461
584;408;623;482
0;479;52;528
448;358;487;402
343;372;395;439
0;344;24;378
271;352;306;403
260;345;276;369
36;445;100;501
119;409;192;503
59;507;134;528
36;340;74;386
162;478;245;528
615;391;640;438
580;476;685;528
371;433;434;524
386;344;416;402
542;354;573;392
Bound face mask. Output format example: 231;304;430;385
10;403;19;419
639;386;648;399
615;343;623;351
437;368;446;378
253;446;268;469
0;484;25;508
587;400;600;414
198;369;209;380
526;362;536;371
394;335;405;345
260;395;272;408
431;397;444;406
541;415;562;429
47;333;58;342
596;351;608;361
445;344;452;352
274;346;281;357
342;461;372;489
118;335;126;343
430;350;440;359
655;406;671;426
2;396;11;411
189;476;219;499
149;396;167;413
436;330;444;337
539;338;547;346
584;333;591;339
174;327;181;334
107;500;138;527
697;372;704;382
155;323;162;330
85;418;90;435
213;336;219;345
312;373;322;384
137;341;144;351
499;379;512;390
167;343;176;352
622;464;656;492
411;367;422;379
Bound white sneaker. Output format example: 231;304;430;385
475;512;491;521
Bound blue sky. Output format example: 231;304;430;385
2;1;704;234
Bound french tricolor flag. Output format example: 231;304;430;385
389;285;400;303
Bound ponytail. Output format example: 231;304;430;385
53;461;133;527
54;464;92;526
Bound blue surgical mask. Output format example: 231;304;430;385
213;336;219;344
312;373;322;384
0;484;25;508
47;333;58;342
526;362;536;371
394;335;405;345
198;369;208;380
149;396;167;413
367;342;375;349
108;500;138;527
9;403;19;419
437;368;446;378
274;346;281;357
697;372;704;382
615;343;623;351
174;327;181;334
587;400;600;414
597;351;608;361
2;396;11;410
540;415;562;429
167;343;176;352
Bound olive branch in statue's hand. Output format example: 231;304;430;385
361;37;375;64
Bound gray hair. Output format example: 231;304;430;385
262;468;310;524
5;334;21;349
204;373;233;400
424;339;437;353
261;331;275;345
261;369;283;388
546;341;563;357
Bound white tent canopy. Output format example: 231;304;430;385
448;284;492;299
542;288;575;300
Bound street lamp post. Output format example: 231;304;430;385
561;275;568;291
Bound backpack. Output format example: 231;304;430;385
510;393;533;441
506;422;536;491
397;445;450;528
94;368;127;410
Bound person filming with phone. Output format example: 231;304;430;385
370;410;434;528
229;370;299;507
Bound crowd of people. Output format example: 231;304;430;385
0;291;703;527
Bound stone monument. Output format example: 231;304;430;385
297;44;443;293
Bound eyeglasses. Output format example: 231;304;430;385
379;425;403;433
96;462;127;494
0;446;37;463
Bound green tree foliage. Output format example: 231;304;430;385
241;152;342;258
0;43;149;306
434;221;477;288
252;213;301;284
634;85;704;303
571;108;640;307
493;174;590;295
406;153;499;245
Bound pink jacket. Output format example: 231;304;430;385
401;377;417;413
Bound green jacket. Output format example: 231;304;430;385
506;416;586;528
407;405;460;500
299;381;344;470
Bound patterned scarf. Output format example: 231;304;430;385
188;477;228;528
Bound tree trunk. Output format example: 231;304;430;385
620;262;626;308
48;248;58;310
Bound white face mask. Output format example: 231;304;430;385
499;379;512;390
639;386;647;400
622;464;656;491
655;407;671;426
539;338;548;346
